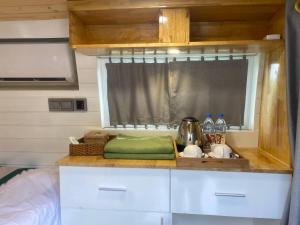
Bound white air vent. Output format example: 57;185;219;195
0;19;77;89
0;38;77;89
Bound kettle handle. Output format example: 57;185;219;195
187;123;192;141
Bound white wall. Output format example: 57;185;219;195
0;51;100;167
0;19;100;167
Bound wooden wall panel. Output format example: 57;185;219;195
69;12;87;45
259;48;291;167
269;7;285;39
0;12;67;21
86;24;158;44
0;0;67;21
159;8;189;43
189;5;281;22
73;8;159;25
0;0;65;5
190;21;269;41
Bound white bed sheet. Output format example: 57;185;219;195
0;168;60;225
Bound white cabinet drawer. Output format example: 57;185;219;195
171;170;291;219
61;208;171;225
60;166;170;212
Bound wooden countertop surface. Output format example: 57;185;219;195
57;148;292;174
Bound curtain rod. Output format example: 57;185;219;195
97;53;257;59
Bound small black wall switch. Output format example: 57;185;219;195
74;98;87;111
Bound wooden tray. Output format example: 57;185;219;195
175;144;250;169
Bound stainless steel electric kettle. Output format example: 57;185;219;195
176;117;202;150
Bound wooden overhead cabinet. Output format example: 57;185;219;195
67;0;285;55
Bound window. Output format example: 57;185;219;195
97;52;260;130
0;38;78;89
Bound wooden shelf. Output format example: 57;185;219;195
72;40;284;56
67;0;285;55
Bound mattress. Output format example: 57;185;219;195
0;168;60;225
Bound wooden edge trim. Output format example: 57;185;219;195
68;0;285;11
258;148;292;169
173;140;179;158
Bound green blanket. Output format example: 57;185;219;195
104;153;175;160
104;135;174;154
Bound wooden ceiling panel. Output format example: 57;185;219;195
0;0;68;21
74;8;160;25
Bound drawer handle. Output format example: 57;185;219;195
98;186;127;192
215;192;246;198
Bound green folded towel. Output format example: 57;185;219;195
104;135;174;154
104;153;175;160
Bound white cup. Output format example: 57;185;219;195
211;144;232;158
182;145;202;158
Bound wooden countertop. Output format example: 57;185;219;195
234;148;292;174
57;148;292;174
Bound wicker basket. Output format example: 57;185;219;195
69;138;105;156
84;131;109;144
